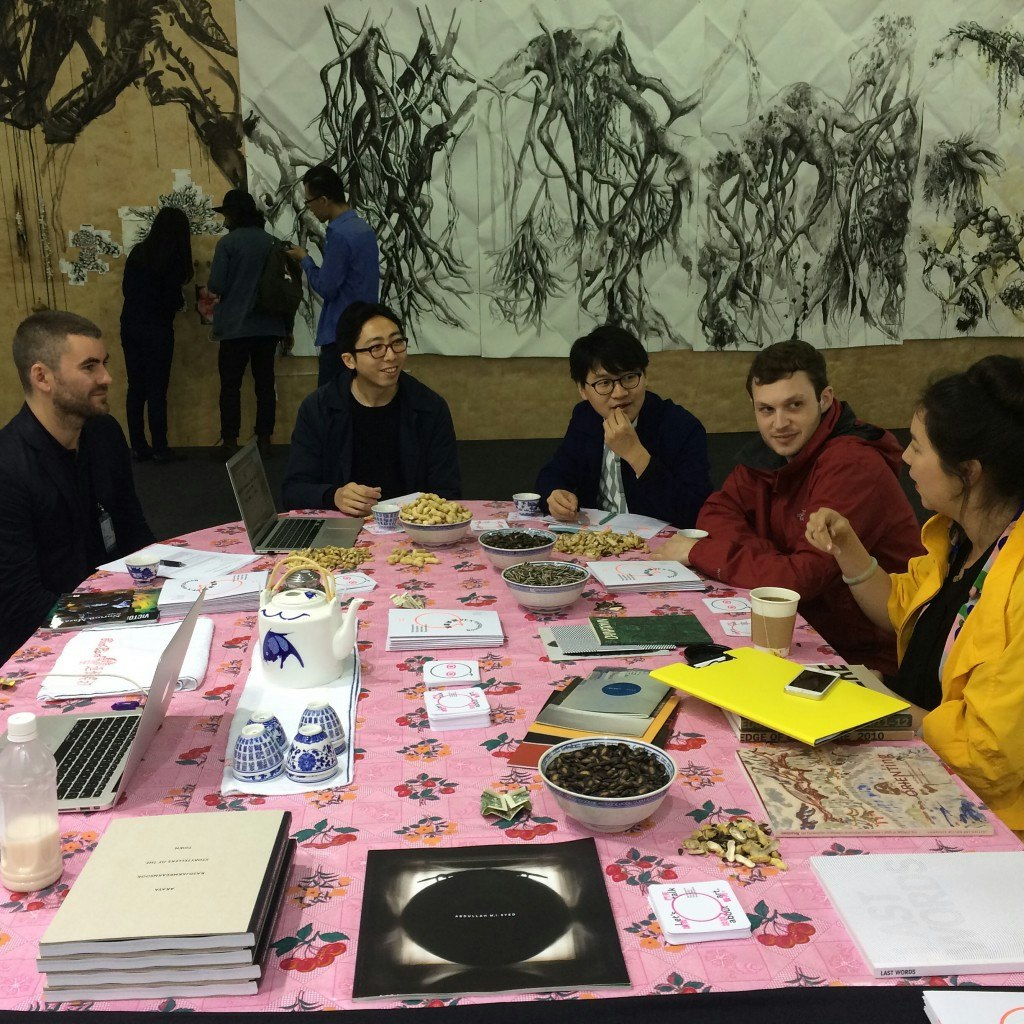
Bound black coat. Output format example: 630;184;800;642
0;405;155;662
281;372;461;510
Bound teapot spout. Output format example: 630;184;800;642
332;597;365;660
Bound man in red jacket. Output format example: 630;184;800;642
660;340;921;675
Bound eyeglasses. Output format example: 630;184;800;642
353;338;409;359
584;371;643;396
303;195;322;207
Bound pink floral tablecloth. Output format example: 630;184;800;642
0;501;1020;1012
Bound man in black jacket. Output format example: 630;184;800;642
0;311;155;663
282;302;460;515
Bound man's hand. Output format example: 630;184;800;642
286;245;307;263
657;534;699;566
546;489;579;522
333;483;381;517
603;410;650;475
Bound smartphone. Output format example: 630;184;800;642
784;668;840;700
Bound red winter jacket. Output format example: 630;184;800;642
689;402;923;676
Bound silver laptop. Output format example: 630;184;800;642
0;594;205;813
225;440;362;553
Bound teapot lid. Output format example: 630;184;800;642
268;588;329;609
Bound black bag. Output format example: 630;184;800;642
253;244;303;320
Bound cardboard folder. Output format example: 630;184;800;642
650;647;910;746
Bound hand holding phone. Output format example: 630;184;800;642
784;668;839;700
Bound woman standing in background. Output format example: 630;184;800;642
120;206;193;462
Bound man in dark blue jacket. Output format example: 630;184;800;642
0;311;155;663
536;325;711;528
282;302;460;514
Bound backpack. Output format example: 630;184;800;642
253;244;303;320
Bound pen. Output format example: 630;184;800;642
160;559;186;567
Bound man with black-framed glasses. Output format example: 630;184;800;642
536;325;711;527
286;165;379;387
282;302;460;515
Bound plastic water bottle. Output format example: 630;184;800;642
0;712;63;891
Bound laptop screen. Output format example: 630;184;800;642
226;442;278;542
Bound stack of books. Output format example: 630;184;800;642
38;810;294;1001
586;561;706;593
156;572;268;617
424;687;491;731
647;879;751;944
508;668;681;769
386;609;504;651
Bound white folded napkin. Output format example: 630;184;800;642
38;617;216;701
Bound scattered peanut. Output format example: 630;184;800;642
399;493;471;526
387;546;441;569
553;528;649;557
680;817;787;871
293;546;372;572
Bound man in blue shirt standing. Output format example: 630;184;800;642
287;165;380;386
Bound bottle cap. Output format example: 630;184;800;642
6;712;38;743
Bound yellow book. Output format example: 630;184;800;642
651;648;910;746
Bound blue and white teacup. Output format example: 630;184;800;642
247;711;288;757
512;492;542;517
125;555;160;583
299;701;346;754
285;723;339;784
371;503;401;530
233;723;284;783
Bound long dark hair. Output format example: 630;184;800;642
919;354;1024;512
131;207;193;285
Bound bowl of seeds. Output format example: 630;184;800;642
500;560;590;610
478;528;557;570
538;737;677;832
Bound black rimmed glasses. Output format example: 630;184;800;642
584;371;643;396
353;338;409;359
303;194;323;208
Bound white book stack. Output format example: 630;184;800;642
647;880;751;944
386;609;504;651
923;990;1024;1024
424;687;491;731
586;561;706;593
157;572;269;617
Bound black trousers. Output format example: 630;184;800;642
218;335;280;441
122;323;174;454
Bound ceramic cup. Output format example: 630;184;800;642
125;555;160;584
512;492;542;517
285;723;339;784
677;528;709;540
371;503;401;530
247;711;288;757
232;723;284;783
300;700;347;754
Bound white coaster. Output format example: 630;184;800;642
703;596;751;614
721;618;752;637
423;660;482;685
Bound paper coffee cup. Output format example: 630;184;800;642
748;587;800;658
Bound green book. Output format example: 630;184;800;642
589;614;711;647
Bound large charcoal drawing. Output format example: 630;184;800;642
699;15;921;349
0;0;244;187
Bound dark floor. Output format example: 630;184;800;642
133;430;924;541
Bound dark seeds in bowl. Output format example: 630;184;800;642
545;744;670;797
481;531;551;550
504;562;587;586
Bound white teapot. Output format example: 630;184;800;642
258;557;364;689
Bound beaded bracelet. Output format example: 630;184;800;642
842;556;878;587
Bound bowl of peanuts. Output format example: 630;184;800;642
398;493;473;547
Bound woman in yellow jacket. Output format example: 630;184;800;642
805;355;1024;835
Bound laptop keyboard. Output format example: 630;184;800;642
264;517;321;550
54;715;140;801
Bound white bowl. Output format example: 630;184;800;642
478;529;556;570
539;737;677;833
400;516;472;547
500;561;589;610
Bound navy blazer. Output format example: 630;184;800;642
535;391;711;528
281;372;461;510
0;406;155;663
